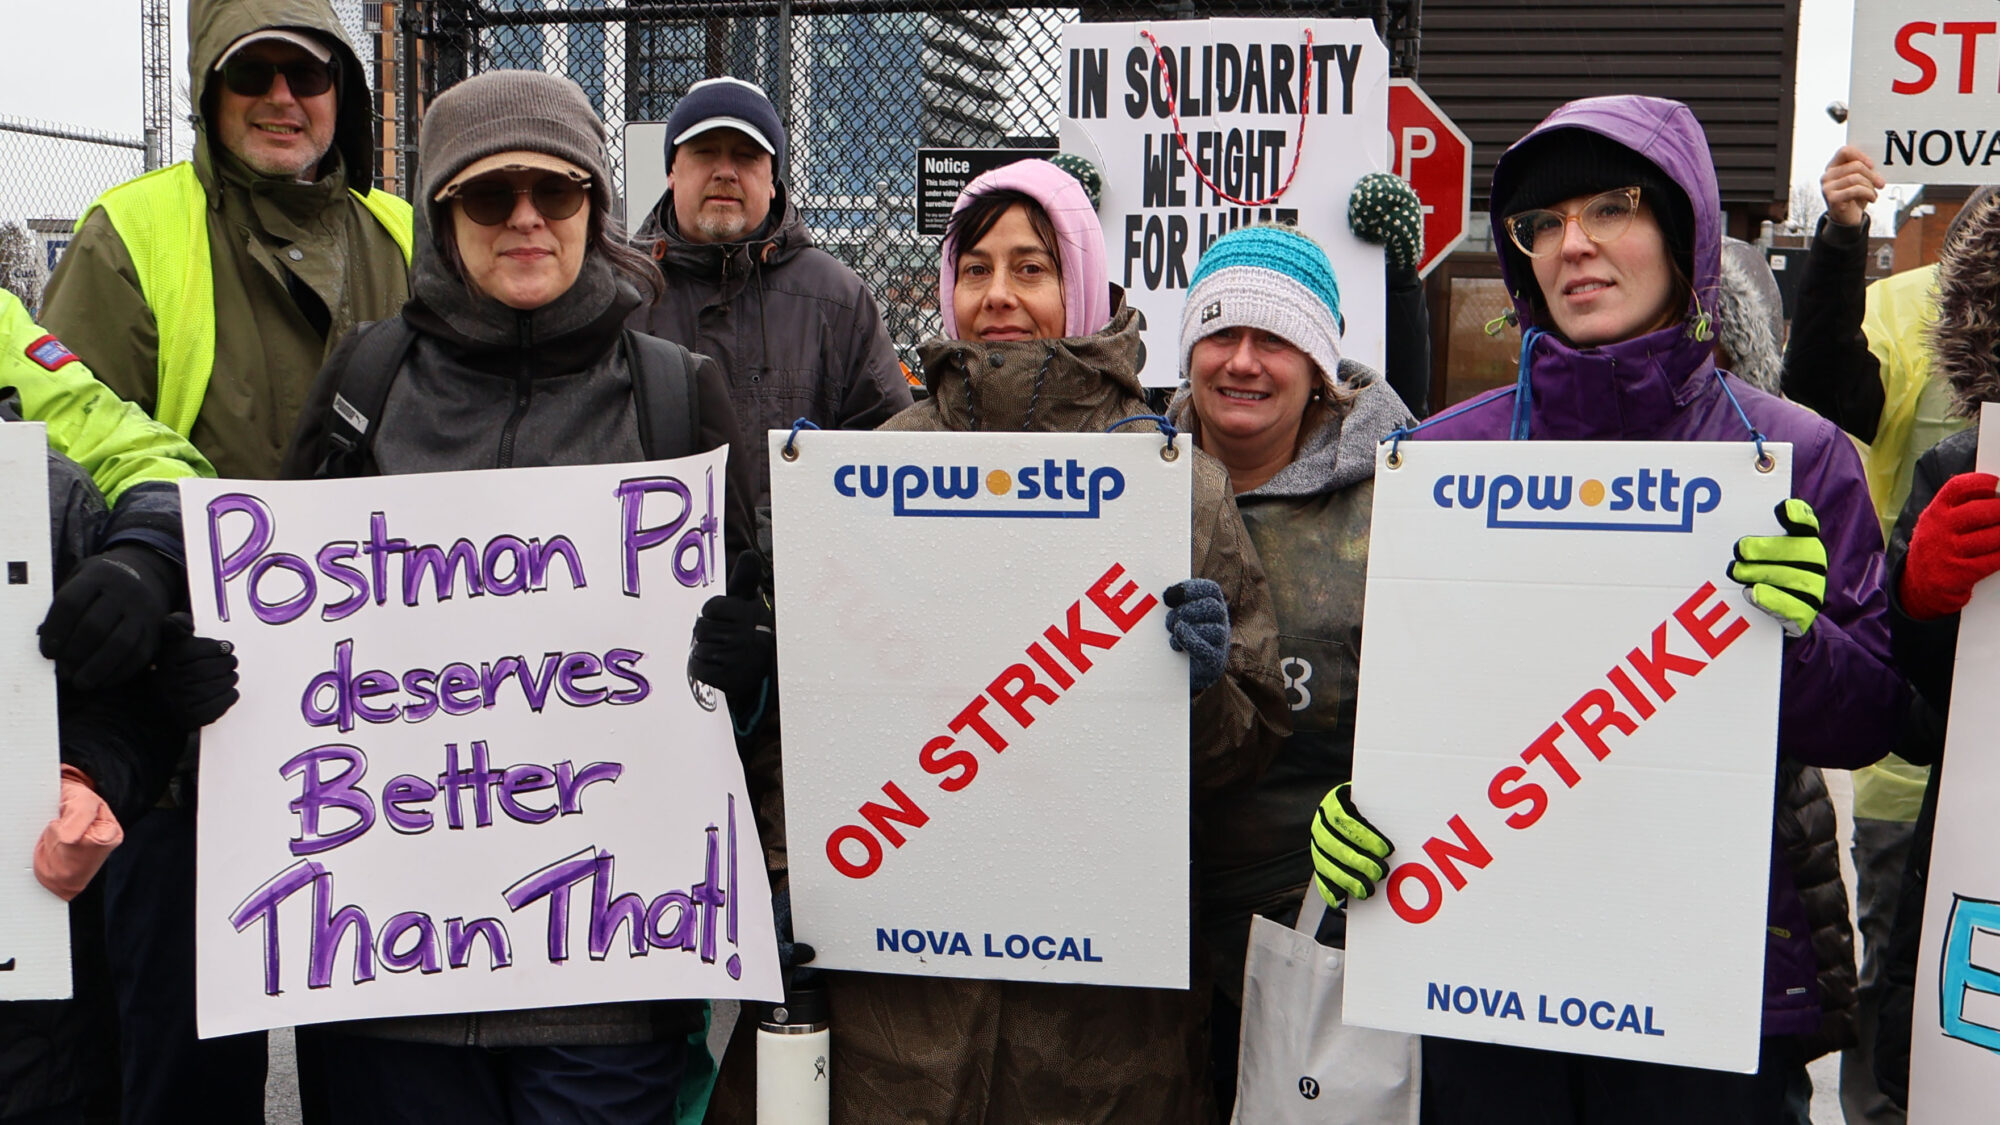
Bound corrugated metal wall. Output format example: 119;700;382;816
1417;0;1800;218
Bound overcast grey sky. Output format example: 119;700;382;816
0;2;1860;216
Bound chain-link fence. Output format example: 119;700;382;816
0;117;152;311
390;0;1417;358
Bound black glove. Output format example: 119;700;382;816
153;613;240;730
39;544;182;691
772;885;819;990
688;554;776;702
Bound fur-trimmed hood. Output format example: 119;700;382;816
1932;190;2000;416
1715;236;1785;394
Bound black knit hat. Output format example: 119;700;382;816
1496;128;1694;284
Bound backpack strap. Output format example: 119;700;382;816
319;317;417;476
625;329;700;461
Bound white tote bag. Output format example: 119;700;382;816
1231;889;1420;1125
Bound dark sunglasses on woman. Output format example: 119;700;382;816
451;175;592;226
219;57;337;99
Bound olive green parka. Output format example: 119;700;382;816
39;0;410;481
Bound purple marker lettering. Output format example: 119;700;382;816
615;477;693;597
589;851;649;960
282;743;375;855
228;858;323;995
206;493;275;624
503;846;598;962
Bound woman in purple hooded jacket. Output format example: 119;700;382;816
1306;97;1908;1121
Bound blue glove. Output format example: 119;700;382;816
1164;579;1229;693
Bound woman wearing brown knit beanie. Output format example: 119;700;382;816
281;69;758;1123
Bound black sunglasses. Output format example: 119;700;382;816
219;57;337;99
452;175;592;226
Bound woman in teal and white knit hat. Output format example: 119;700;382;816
1166;223;1413;1114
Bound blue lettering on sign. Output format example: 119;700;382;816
1426;984;1660;1035
832;460;1126;519
1430;467;1722;533
1940;895;2000;1053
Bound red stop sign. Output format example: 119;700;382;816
1388;79;1471;277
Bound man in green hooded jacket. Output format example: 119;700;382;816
37;2;412;1119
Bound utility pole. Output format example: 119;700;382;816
141;0;173;168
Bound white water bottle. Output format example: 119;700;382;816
757;988;829;1124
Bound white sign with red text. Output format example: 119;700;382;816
183;454;780;1037
1850;7;2000;184
1059;19;1389;383
772;430;1191;988
1908;404;2000;1124
0;424;68;1000
1343;441;1788;1073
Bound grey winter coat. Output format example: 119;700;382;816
632;184;912;503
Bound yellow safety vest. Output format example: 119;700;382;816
78;162;414;438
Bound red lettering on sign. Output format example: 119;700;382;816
1895;22;1939;94
1626;622;1707;702
1390;580;1757;924
1563;689;1638;762
1673;581;1749;658
1420;815;1492;891
1520;722;1581;788
988;663;1060;727
1043;601;1120;673
1944;21;1997;93
919;735;977;792
825;561;1158;879
949;697;1008;752
1086;562;1160;633
1487;765;1547;830
1388;862;1444;925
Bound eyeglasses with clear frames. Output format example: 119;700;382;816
1503;186;1644;259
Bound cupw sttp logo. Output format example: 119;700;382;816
1433;467;1721;533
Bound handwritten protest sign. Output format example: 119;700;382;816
772;430;1190;988
1059;18;1388;384
0;424;69;1000
183;454;778;1038
1909;404;2000;1122
1344;441;1787;1073
1848;6;2000;184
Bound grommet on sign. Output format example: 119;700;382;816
1756;451;1776;474
1385;448;1403;470
782;417;820;462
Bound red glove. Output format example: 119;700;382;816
33;765;123;902
1900;472;2000;621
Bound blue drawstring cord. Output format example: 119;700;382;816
1384;329;1545;461
1711;369;1770;465
1105;413;1179;441
1508;327;1545;441
782;418;821;459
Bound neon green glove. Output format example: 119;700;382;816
1311;782;1395;905
1729;499;1828;638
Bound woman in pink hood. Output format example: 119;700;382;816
817;159;1286;1123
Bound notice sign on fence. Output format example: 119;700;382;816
1910;404;2000;1121
916;148;1057;235
1343;441;1788;1073
183;454;779;1038
0;424;69;1001
772;430;1191;989
1059;18;1388;384
1849;5;2000;184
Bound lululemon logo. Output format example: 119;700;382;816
1299;1076;1320;1100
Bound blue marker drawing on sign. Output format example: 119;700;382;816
1939;894;2000;1053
